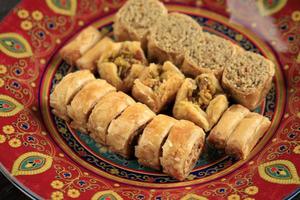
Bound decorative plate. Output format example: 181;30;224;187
0;0;299;199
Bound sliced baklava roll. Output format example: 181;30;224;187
206;94;229;129
225;113;271;160
182;32;237;79
132;61;184;113
106;103;156;158
160;120;205;181
173;73;223;132
148;13;203;66
222;51;275;110
60;26;102;66
87;92;135;145
207;104;250;149
97;41;148;92
135;115;177;170
67;79;116;133
76;37;115;72
50;70;95;121
114;0;168;49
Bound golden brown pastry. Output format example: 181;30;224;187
106;103;156;158
76;37;115;72
206;94;229;129
67;79;116;133
132;61;184;113
225;113;271;160
207;104;250;149
97;41;148;92
160;120;205;181
173;73;223;131
222;51;275;110
50;70;95;121
60;26;102;66
87;92;135;145
135;114;177;170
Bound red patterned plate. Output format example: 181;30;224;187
0;0;299;199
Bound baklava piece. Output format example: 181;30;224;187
173;73;223;131
97;41;148;92
106;103;155;158
60;26;102;66
87;92;135;145
50;70;95;121
132;61;184;113
160;120;205;181
135;114;177;170
67;79;116;133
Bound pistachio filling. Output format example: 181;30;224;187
105;47;143;79
187;76;217;109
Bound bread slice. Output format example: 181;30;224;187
182;32;237;79
147;12;204;66
60;26;102;66
222;51;275;110
160;120;205;181
114;0;168;49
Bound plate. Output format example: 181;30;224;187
0;0;299;199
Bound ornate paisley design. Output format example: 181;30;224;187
258;160;300;184
11;152;53;176
91;190;123;200
46;0;77;16
181;193;208;200
0;95;24;117
0;33;33;58
257;0;288;16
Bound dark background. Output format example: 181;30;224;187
0;0;299;200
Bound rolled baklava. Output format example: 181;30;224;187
67;79;116;133
160;120;205;181
76;37;115;72
97;41;148;92
132;61;184;113
106;103;155;158
173;73;223;131
225;113;271;159
207;104;250;149
50;70;95;121
135;114;177;170
87;92;135;145
114;0;168;49
222;51;275;110
60;26;102;66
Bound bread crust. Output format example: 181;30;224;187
135;114;177;170
160;120;205;181
50;70;95;121
67;79;116;133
